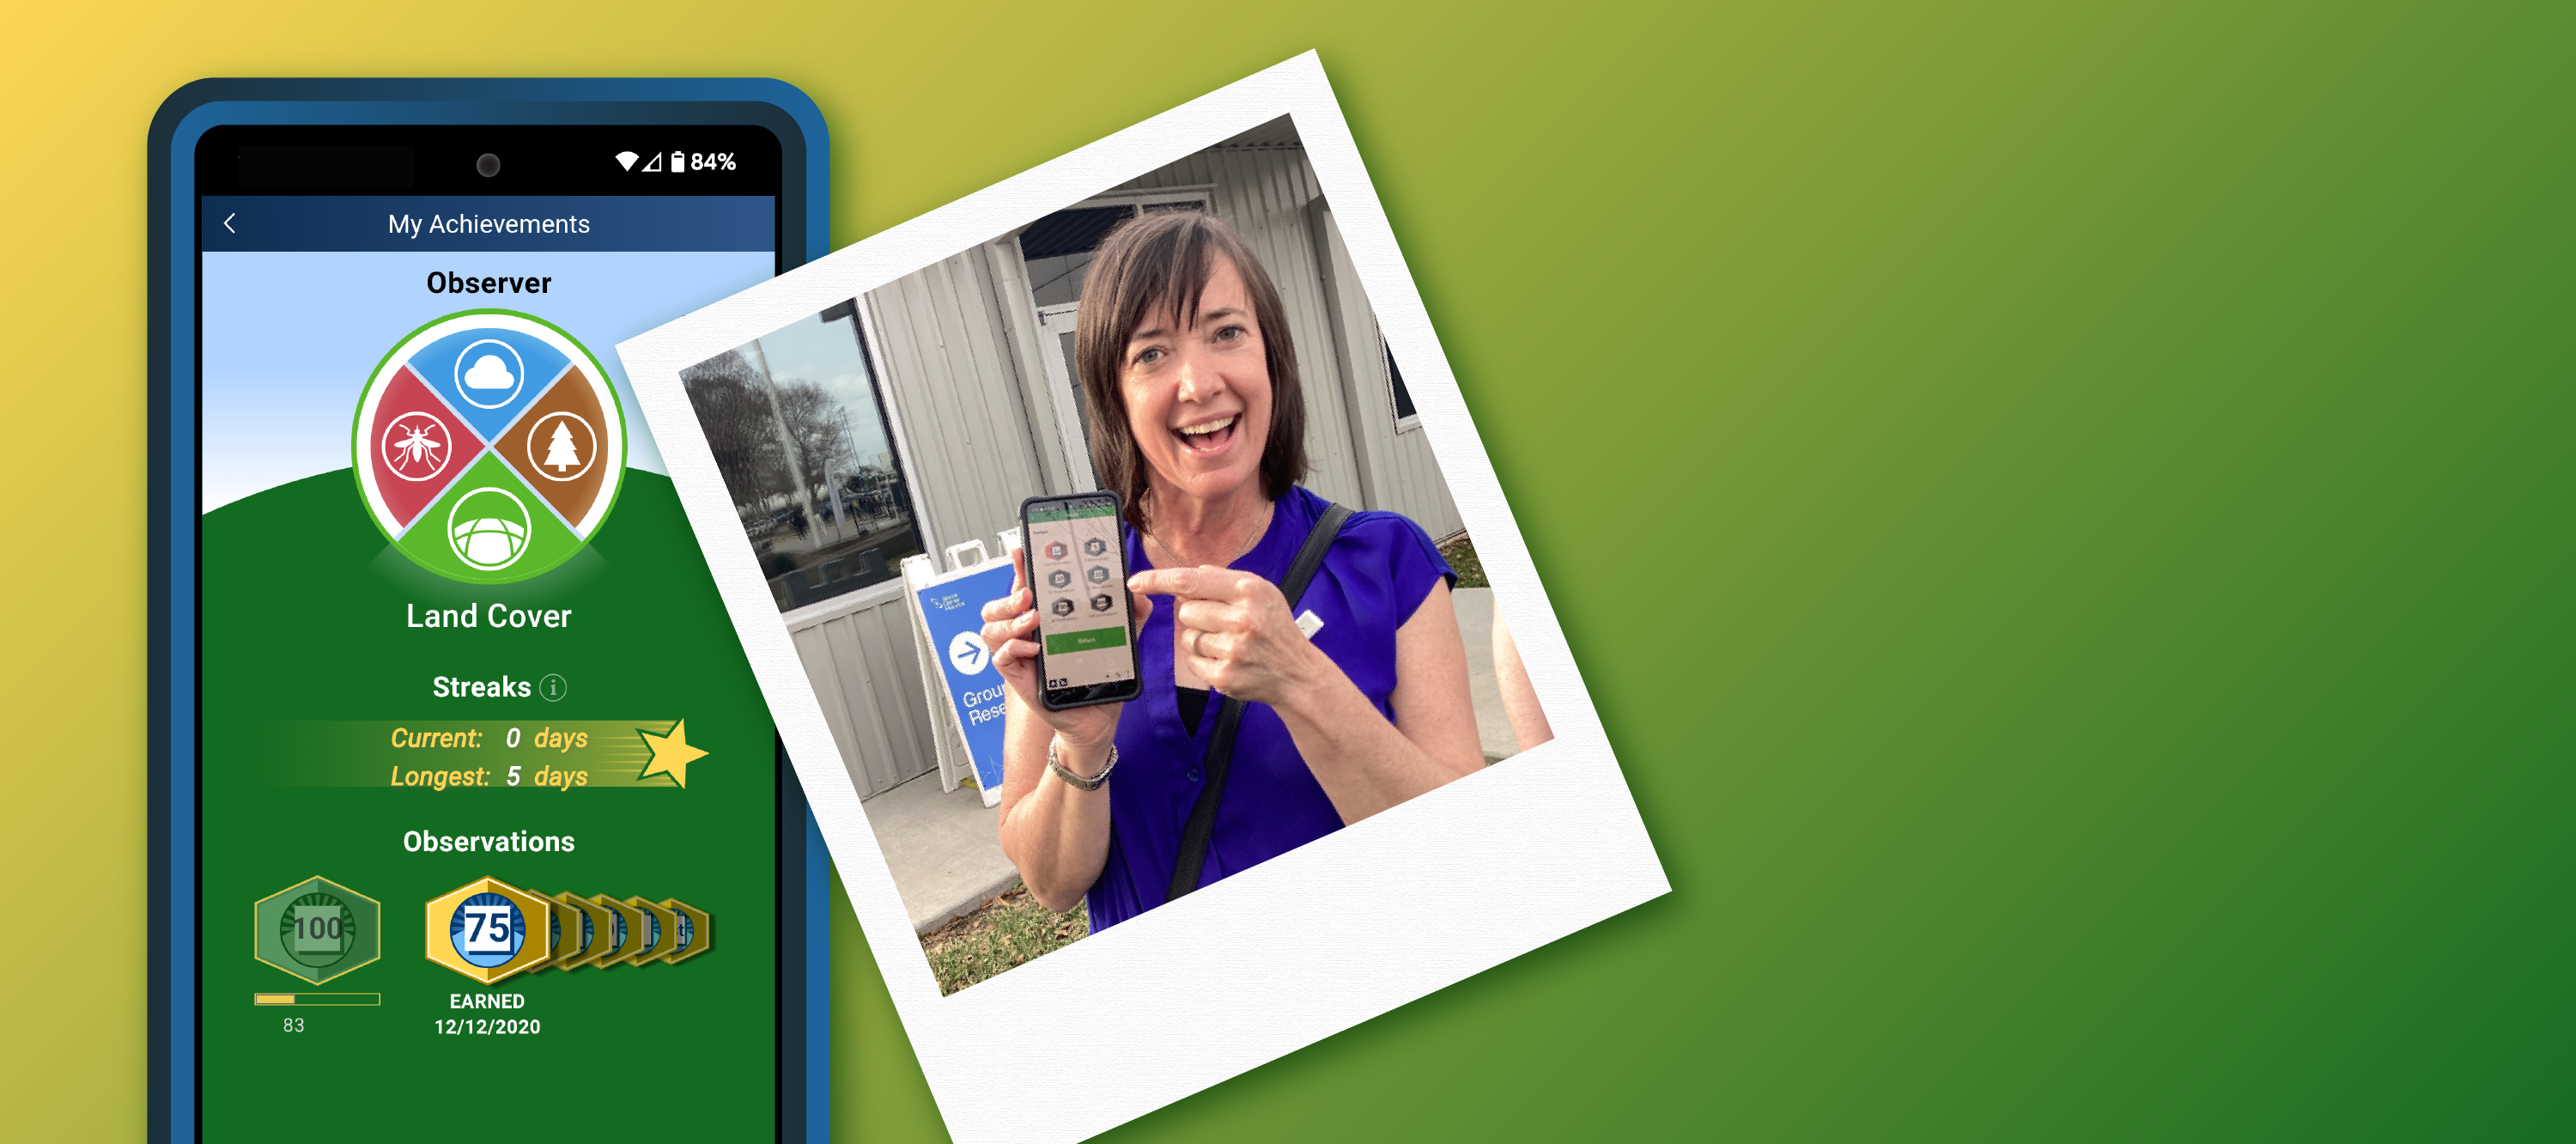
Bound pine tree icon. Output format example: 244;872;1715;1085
545;421;580;472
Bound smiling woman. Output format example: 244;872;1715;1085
1075;211;1308;535
980;212;1487;932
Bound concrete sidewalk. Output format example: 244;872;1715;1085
860;586;1519;936
860;770;1018;935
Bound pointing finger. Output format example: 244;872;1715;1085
1127;567;1197;599
1130;565;1254;601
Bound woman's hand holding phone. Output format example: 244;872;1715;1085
981;545;1151;761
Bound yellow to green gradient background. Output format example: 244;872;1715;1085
3;2;2565;1139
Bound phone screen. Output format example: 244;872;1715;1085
191;125;793;1137
1026;495;1139;702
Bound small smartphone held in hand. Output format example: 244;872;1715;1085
1020;492;1143;709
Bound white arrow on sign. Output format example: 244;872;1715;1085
947;630;991;676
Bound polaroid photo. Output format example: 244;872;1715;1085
617;52;1668;1142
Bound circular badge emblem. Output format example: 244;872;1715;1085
282;890;356;969
524;411;599;482
447;486;533;571
353;310;625;584
381;413;454;482
449;891;526;968
453;338;528;409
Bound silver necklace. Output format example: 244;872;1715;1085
1145;499;1273;569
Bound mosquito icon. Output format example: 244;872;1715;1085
392;423;443;470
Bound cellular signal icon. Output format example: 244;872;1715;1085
615;151;639;171
639;151;665;173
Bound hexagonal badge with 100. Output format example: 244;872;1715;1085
353;310;625;583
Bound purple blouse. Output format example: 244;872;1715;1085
1089;485;1453;931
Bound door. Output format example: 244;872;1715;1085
1032;301;1091;484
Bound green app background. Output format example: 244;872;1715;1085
4;2;2567;1140
199;472;776;1140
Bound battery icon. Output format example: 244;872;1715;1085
670;149;685;174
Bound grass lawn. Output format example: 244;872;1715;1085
920;881;1089;995
1440;533;1487;588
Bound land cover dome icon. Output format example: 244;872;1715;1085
449;486;533;571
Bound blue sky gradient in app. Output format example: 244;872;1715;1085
204;249;773;511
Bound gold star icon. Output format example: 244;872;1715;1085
636;721;709;788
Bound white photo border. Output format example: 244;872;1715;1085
618;52;1668;1143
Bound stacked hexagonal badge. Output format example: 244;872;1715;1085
425;878;557;983
424;876;713;983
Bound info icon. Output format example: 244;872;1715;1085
254;876;381;985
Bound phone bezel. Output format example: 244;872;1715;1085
147;80;832;1144
1021;492;1145;710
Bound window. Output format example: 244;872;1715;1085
1387;343;1419;423
678;301;924;612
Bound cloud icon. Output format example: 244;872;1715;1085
463;353;516;390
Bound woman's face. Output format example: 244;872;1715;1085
1119;254;1273;509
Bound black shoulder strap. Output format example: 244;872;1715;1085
1168;502;1352;904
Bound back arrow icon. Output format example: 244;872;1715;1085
223;213;236;234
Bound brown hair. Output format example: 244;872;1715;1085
1075;209;1306;534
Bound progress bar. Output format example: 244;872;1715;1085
252;993;381;1007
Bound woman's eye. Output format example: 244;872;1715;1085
1133;347;1163;366
1214;325;1245;343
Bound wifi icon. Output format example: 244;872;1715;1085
614;151;640;172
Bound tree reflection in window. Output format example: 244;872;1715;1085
680;301;924;612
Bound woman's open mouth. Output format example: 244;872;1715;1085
1173;414;1238;454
